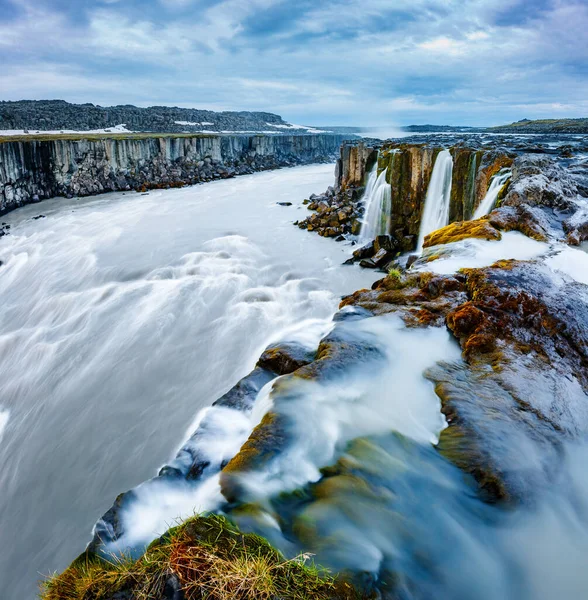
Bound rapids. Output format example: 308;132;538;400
0;164;378;600
3;156;588;600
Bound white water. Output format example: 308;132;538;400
0;164;379;600
359;165;392;242
414;231;548;275
473;169;512;219
417;149;454;250
227;315;461;504
5;157;588;599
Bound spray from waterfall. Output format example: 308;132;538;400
473;169;512;219
359;162;392;242
417;150;453;250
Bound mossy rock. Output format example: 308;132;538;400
423;219;501;248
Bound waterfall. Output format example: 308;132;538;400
473;169;512;219
359;163;392;242
417;150;454;250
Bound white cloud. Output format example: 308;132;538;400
0;0;587;125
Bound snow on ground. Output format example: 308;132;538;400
0;124;133;136
266;122;331;133
546;246;588;285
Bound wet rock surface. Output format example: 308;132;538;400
342;259;588;501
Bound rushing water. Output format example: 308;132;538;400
417;150;454;250
360;163;392;242
4;157;588;600
0;165;379;600
473;169;513;219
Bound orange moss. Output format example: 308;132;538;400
423;219;501;248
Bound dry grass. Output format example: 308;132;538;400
40;515;355;600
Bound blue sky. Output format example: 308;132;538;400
0;0;586;126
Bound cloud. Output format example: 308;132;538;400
0;0;586;125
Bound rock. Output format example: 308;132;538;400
161;575;184;600
374;234;398;253
0;133;345;214
503;154;578;211
371;247;393;268
487;205;551;242
352;241;375;260
406;254;419;269
340;260;588;502
359;258;377;268
257;342;316;375
277;201;292;206
423;219;502;248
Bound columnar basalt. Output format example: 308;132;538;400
297;141;516;253
0;133;347;214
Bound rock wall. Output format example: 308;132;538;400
330;141;514;251
0;133;346;214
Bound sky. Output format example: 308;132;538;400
0;0;587;126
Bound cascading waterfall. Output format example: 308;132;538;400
473;169;512;219
359;161;392;242
417;149;454;250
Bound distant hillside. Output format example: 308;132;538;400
487;118;588;134
0;100;327;134
402;124;481;133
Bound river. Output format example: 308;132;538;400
0;164;378;599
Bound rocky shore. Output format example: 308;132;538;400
0;133;347;214
40;135;588;600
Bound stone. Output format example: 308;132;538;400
371;247;393;268
352;241;375;260
374;234;397;253
257;342;316;375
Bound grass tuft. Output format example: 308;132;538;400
40;515;355;600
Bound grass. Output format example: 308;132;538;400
387;267;402;281
40;515;356;600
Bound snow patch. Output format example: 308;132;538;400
0;124;132;136
546;247;588;285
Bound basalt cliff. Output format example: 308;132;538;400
0;133;346;214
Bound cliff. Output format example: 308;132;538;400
298;141;513;250
0;133;346;214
